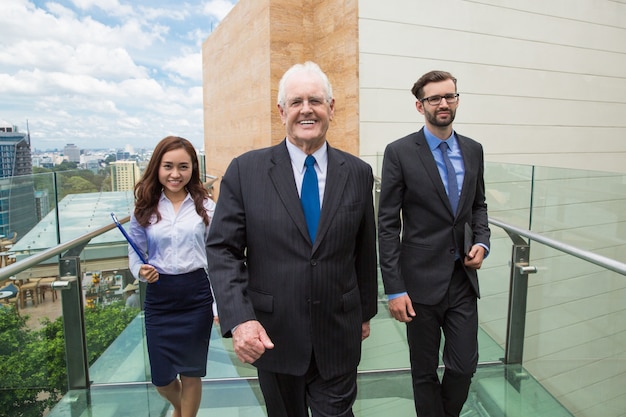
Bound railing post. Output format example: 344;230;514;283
504;232;539;362
57;255;90;390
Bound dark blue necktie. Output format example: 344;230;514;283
301;155;320;242
439;141;459;214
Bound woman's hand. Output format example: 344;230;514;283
139;264;159;283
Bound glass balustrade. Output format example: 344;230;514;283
2;163;624;416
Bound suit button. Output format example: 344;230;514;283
449;248;455;254
310;259;317;266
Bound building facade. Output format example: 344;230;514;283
0;124;37;238
110;160;140;192
63;143;81;163
0;124;32;178
202;0;626;186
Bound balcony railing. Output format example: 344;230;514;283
0;163;625;416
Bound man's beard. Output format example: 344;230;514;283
426;108;456;127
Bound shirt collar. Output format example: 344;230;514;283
424;126;457;152
285;139;328;174
160;191;191;203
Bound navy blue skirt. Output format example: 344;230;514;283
144;269;214;386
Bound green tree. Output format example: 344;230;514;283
33;167;112;197
0;302;139;417
62;176;98;195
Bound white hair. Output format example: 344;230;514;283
276;61;333;107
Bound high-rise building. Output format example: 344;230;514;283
63;143;81;163
110;161;140;191
0;123;37;239
0;124;32;178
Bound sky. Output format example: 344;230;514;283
0;0;237;151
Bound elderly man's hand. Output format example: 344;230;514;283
232;320;274;364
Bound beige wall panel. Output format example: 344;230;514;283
204;0;360;197
203;0;273;187
308;0;360;156
359;19;626;77
359;0;625;53
360;53;626;103
358;2;626;172
359;89;415;123
467;0;626;26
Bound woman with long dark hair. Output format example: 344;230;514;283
128;136;215;417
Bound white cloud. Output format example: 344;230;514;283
163;52;202;81
70;0;134;17
0;0;238;149
203;0;235;21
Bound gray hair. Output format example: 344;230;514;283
277;61;333;107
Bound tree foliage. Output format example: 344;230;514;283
31;166;112;206
0;302;139;417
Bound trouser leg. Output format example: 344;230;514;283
258;369;308;417
407;303;445;417
441;263;479;417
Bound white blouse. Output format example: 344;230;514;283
128;192;216;280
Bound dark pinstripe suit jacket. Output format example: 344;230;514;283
378;128;490;305
206;140;378;379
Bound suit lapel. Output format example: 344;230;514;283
314;145;347;250
414;131;454;215
268;141;311;242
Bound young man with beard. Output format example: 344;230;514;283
377;70;490;417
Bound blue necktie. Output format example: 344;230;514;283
301;155;320;242
439;141;459;214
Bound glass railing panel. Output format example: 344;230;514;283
483;164;626;417
528;166;626;263
47;364;575;417
478;162;536;362
1;169;141;414
484;162;534;229
0;265;66;417
520;244;625;417
8;163;624;416
476;226;514;361
88;298;506;385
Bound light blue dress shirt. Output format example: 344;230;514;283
423;126;464;199
387;127;487;301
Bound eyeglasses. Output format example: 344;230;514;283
419;93;459;106
286;96;327;109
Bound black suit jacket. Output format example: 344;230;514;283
206;140;378;379
378;128;490;305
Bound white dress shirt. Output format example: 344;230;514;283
128;192;216;280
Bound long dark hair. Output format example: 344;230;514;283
133;136;210;227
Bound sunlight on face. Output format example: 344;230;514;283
278;71;334;153
158;148;193;200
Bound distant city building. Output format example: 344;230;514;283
197;151;206;181
0;123;32;177
116;150;131;161
0;123;37;239
84;159;102;173
64;143;81;163
110;161;140;191
34;189;51;221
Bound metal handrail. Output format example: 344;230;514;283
489;217;626;276
0;216;128;283
3;216;624;281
